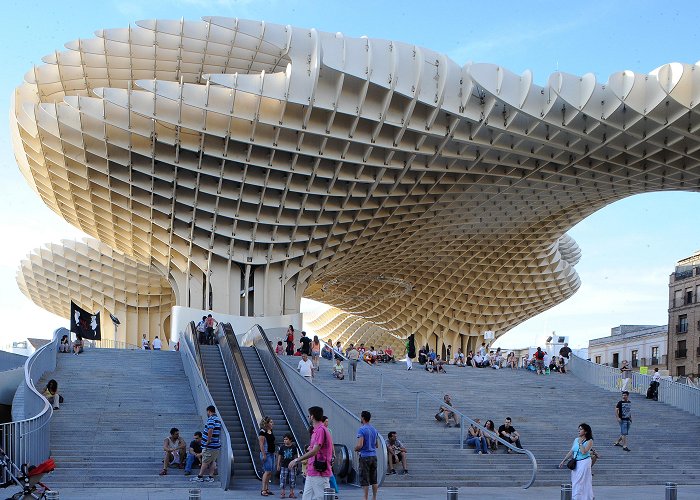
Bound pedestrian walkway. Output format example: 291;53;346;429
44;483;700;499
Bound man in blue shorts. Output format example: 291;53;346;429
355;410;379;500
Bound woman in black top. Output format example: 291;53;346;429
258;416;275;496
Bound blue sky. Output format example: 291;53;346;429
1;0;699;348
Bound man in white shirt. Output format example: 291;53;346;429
152;336;162;350
297;353;314;383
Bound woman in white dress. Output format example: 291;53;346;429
558;423;594;500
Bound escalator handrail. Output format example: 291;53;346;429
188;321;207;385
244;325;310;460
216;324;264;480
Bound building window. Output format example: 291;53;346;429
677;315;688;334
676;365;686;377
595;355;601;364
612;353;619;368
676;340;687;359
651;346;659;365
674;289;683;307
631;350;638;368
686;289;693;305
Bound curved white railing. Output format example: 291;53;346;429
568;355;700;416
1;328;61;482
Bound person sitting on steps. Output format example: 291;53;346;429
435;394;460;427
160;427;186;475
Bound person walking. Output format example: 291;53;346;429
619;360;631;392
289;406;333;500
346;344;360;381
258;416;275;496
311;335;321;371
613;391;632;452
297;353;314;383
355;410;379;500
558;423;594;500
403;337;412;371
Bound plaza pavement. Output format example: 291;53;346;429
45;482;699;499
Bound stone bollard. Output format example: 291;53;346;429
446;486;459;500
188;488;202;500
560;483;572;500
324;487;336;500
45;491;59;499
665;482;678;500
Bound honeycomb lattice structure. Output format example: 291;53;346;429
11;17;700;349
17;239;174;346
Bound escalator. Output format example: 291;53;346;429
239;346;299;449
198;344;258;479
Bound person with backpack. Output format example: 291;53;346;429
196;316;207;344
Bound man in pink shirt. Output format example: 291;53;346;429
289;406;333;499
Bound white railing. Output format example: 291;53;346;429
1;328;61;482
179;324;233;490
568;355;700;416
83;338;140;350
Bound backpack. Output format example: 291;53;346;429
196;321;206;333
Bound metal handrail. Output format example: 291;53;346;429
276;353;389;486
83;338;140;350
188;321;207;385
1;327;61;483
568;354;700;416
241;325;311;460
179;323;233;489
378;371;538;489
219;324;264;479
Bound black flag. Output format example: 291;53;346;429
70;301;101;340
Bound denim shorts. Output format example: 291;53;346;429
619;419;631;435
261;452;275;472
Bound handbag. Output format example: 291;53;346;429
567;438;587;470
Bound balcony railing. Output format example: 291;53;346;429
675;349;687;359
676;324;688;334
631;359;639;368
674;269;694;280
651;357;659;365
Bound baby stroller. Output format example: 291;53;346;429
0;447;55;500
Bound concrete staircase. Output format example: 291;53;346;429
199;344;257;479
281;355;700;487
42;349;219;489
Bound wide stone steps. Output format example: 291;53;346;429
280;355;700;487
42;349;219;489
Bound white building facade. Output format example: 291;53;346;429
588;325;667;370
